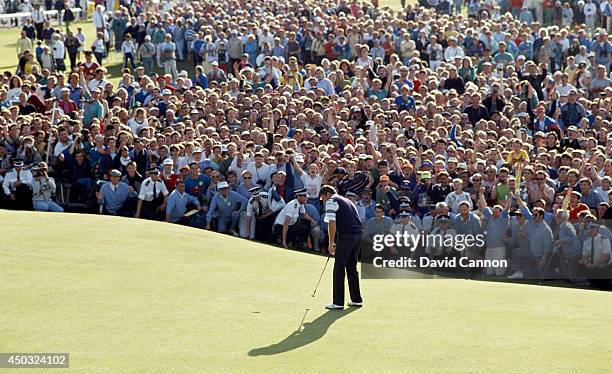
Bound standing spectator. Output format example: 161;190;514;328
137;35;156;75
160;34;178;80
51;34;65;72
121;34;136;70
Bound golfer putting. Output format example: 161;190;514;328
319;186;363;310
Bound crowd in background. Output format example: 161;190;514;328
1;0;611;287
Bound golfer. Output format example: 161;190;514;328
319;185;363;310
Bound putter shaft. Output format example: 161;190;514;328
312;255;331;297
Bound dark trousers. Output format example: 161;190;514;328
141;196;164;221
35;23;44;40
10;184;34;211
333;233;363;305
255;213;276;242
273;219;310;246
68;52;77;69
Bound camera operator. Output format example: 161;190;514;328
245;185;283;241
31;162;64;212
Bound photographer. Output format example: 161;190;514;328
245;186;282;241
31;162;63;212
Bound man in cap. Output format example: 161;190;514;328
579;223;611;288
273;188;313;249
206;181;247;235
2;159;33;210
319;185;364;309
389;210;420;259
136;167;169;220
160;159;178;192
246;185;278;241
160;33;178;79
426;215;458;263
31;162;63;212
138;35;156;75
98;169;131;216
165;179;203;227
411;170;433;216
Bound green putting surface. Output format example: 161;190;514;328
1;210;611;373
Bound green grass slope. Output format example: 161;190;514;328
1;210;611;373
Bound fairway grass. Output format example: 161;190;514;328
1;210;611;373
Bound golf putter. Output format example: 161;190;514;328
312;255;331;297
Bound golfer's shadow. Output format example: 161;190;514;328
248;307;359;356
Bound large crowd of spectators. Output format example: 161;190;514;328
1;0;611;287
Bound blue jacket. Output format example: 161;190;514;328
166;190;199;223
207;190;247;221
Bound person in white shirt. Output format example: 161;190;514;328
584;0;598;31
32;5;45;39
136;168;169;220
52;34;66;72
273;189;314;249
389;211;421;258
121;34;137;69
580;223;611;286
246;152;273;190
445;178;473;213
245;186;281;240
2;159;33;210
53;128;73;157
93;5;106;33
444;37;465;62
294;158;324;205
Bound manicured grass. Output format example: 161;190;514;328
1;210;611;372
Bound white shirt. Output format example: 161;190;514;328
444;45;465;62
121;40;136;55
52;40;65;59
32;9;45;24
246;192;273;217
584;3;597;17
127;118;146;135
444;191;473;213
274;199;305;226
582;234;611;266
138;177;169;201
53;140;73;157
93;11;105;28
300;173;322;199
2;168;33;194
246;162;272;190
87;78;109;92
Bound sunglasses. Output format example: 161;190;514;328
243;177;252;179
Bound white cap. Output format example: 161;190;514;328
161;89;172;95
217;181;229;189
162;158;174;166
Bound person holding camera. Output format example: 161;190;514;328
31;162;63;212
245;185;283;241
246;152;272;191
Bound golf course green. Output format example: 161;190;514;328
2;210;611;373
